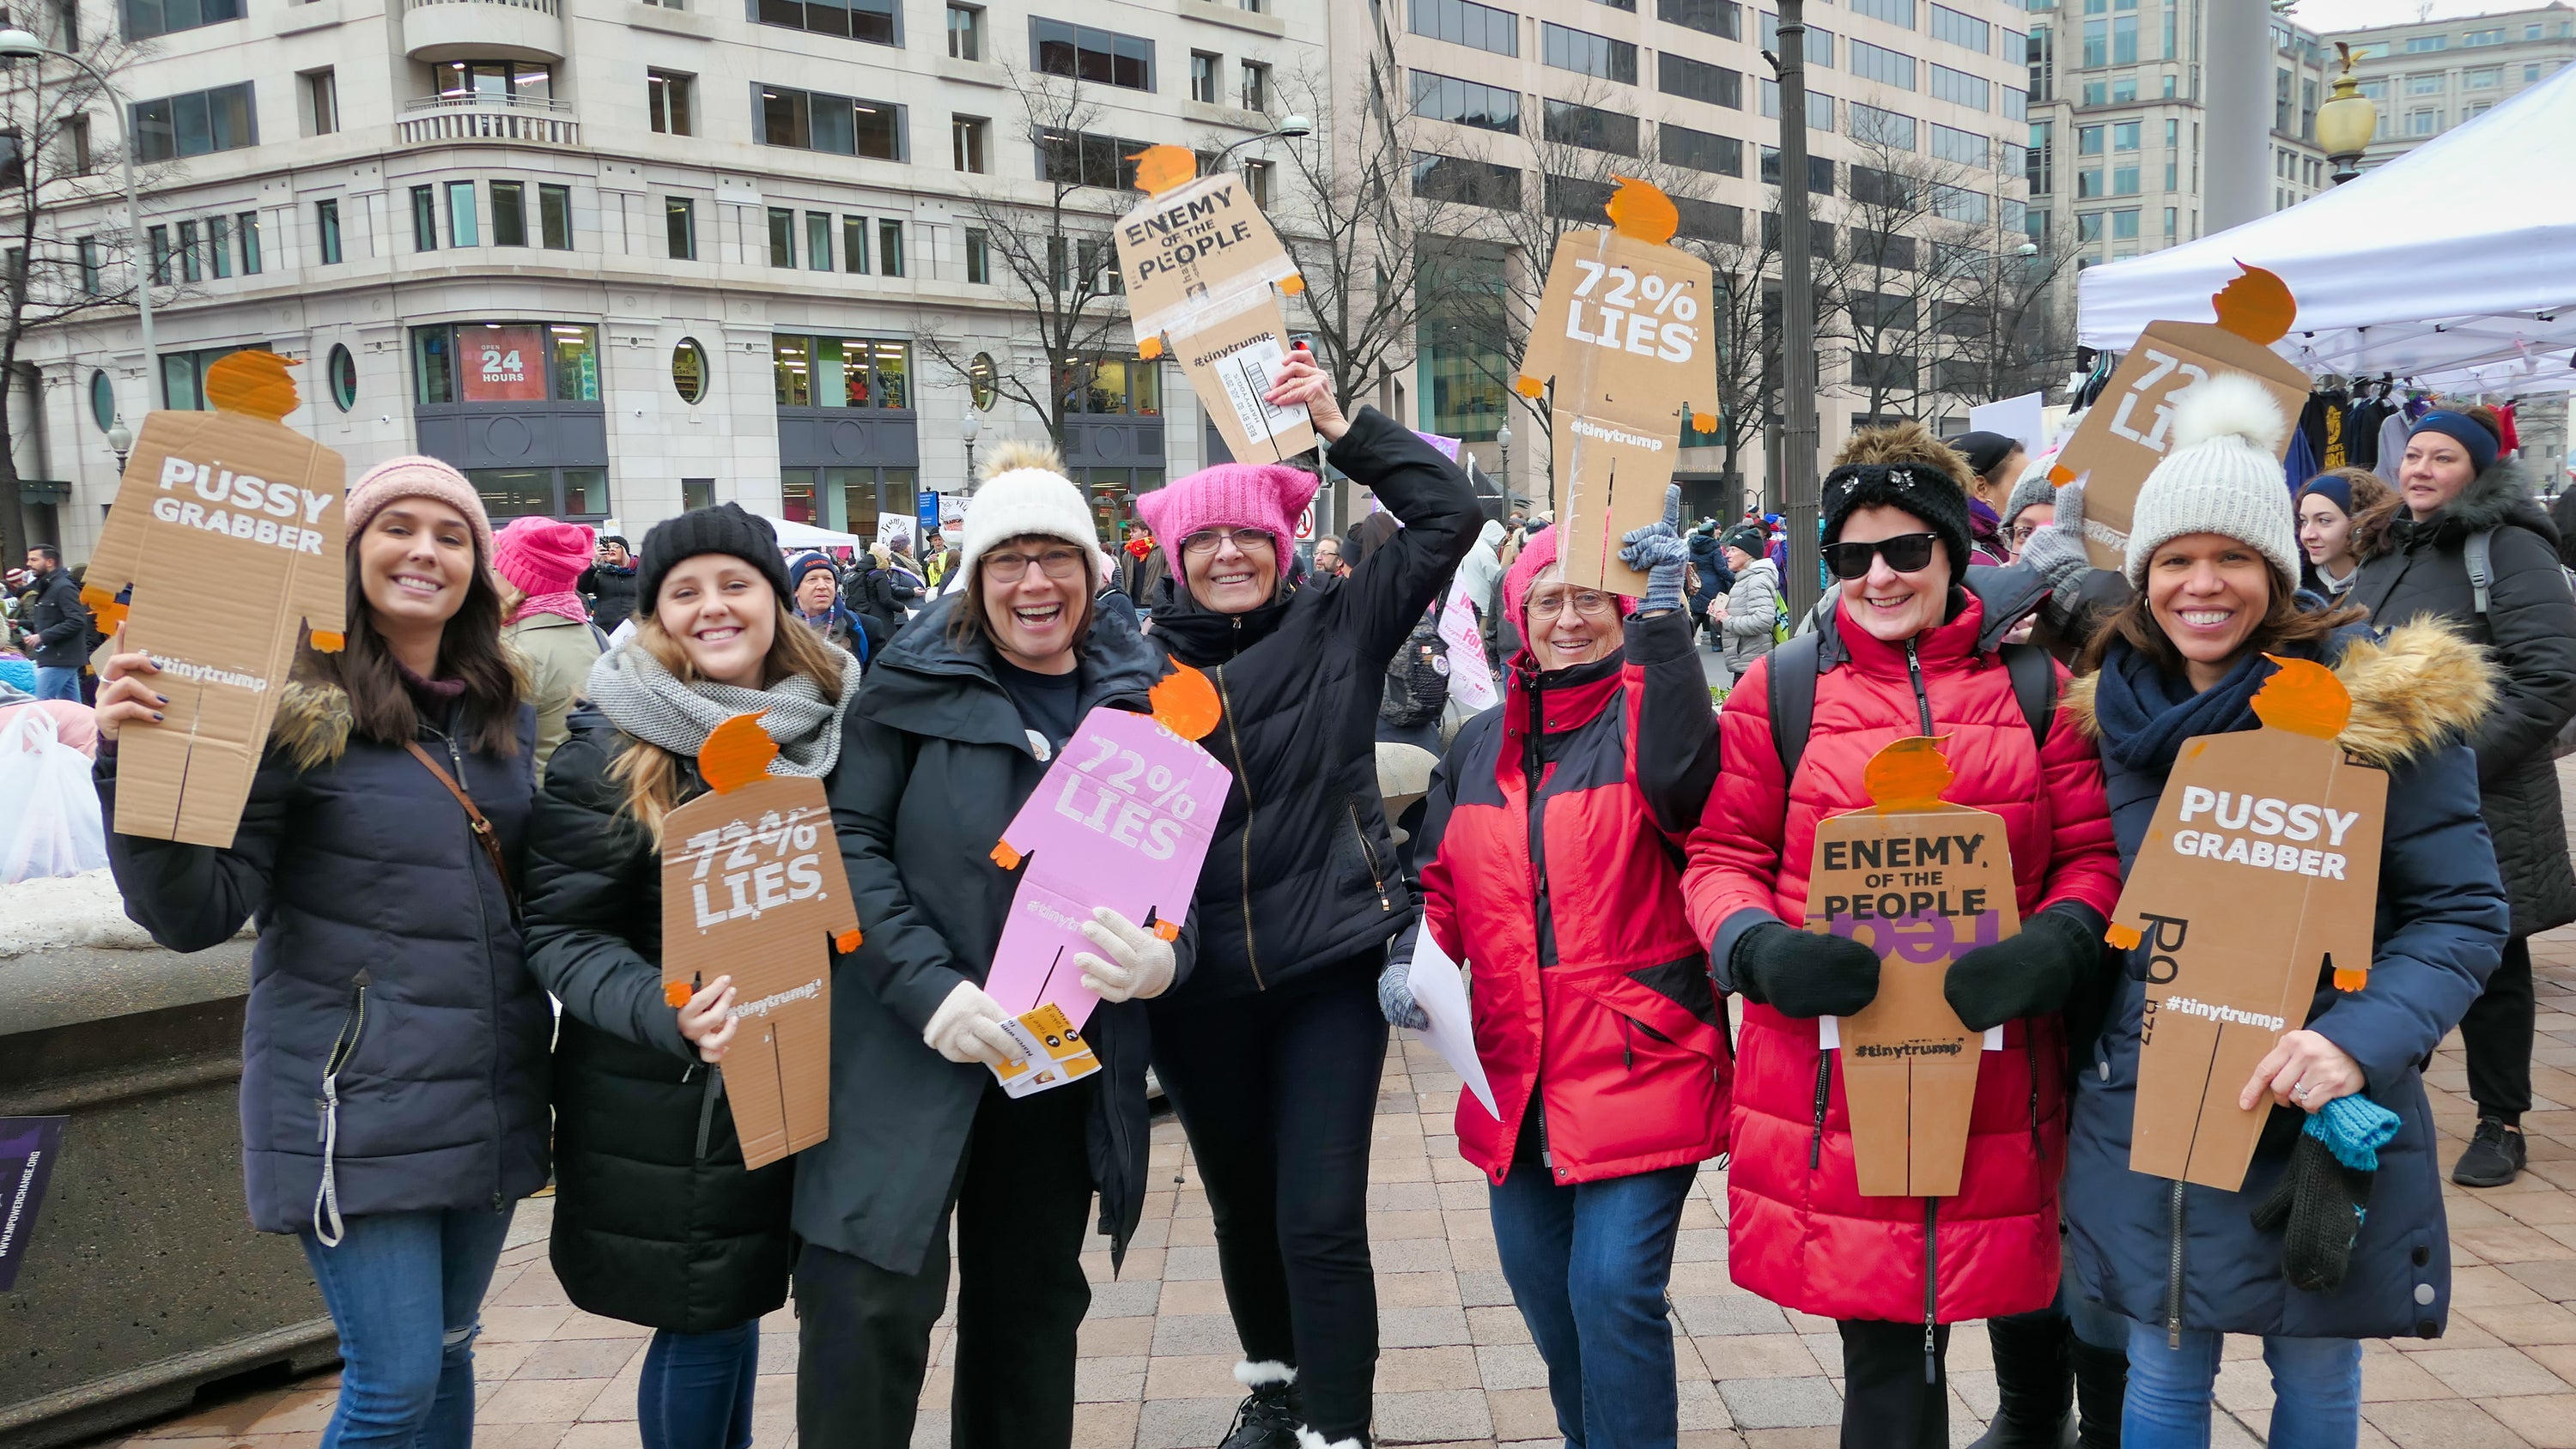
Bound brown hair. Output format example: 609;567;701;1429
2077;556;2365;680
294;529;524;758
608;592;849;844
945;534;1099;654
2306;466;2402;559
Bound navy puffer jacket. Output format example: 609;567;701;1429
100;681;551;1236
2062;621;2508;1341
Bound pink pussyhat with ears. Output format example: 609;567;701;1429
1501;526;1637;629
1133;462;1320;559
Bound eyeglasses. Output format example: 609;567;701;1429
1820;532;1941;581
985;546;1089;580
2008;521;2044;547
1181;527;1277;558
1527;588;1615;620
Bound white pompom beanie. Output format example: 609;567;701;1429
956;440;1098;582
2123;374;2300;586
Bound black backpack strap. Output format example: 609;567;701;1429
1999;641;2058;754
1765;633;1823;782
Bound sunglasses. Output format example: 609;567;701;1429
1820;532;1941;581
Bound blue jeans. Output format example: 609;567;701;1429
641;1321;760;1449
2122;1318;2361;1449
297;1206;515;1449
32;665;80;701
1490;1161;1698;1449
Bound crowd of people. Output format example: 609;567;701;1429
50;350;2576;1449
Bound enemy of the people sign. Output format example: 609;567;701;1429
1114;147;1315;464
2048;265;2312;571
983;666;1231;1096
2111;658;2385;1191
660;714;862;1172
1515;179;1718;597
1802;738;2019;1198
80;351;346;848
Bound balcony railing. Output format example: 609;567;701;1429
398;94;580;147
409;0;559;13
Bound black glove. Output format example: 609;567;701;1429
2249;1131;2374;1294
1942;905;2101;1033
1728;922;1881;1019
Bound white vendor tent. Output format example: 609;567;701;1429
2078;61;2576;395
758;517;867;551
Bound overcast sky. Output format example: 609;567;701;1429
2284;0;2551;31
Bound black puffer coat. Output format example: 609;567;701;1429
521;710;796;1333
580;564;641;632
2349;455;2576;937
801;594;1188;1275
24;567;90;667
1145;409;1482;1003
99;682;550;1235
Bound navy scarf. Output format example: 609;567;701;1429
2088;640;2275;777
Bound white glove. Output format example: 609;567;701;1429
922;980;1024;1067
1075;907;1177;1003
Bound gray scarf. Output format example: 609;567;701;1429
585;638;859;778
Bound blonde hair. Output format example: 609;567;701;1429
607;597;849;845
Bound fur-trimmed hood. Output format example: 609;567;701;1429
270;680;355;771
2359;454;2559;561
2062;619;2495;770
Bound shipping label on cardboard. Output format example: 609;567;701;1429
989;1002;1106;1099
1804;775;2020;1199
659;717;861;1172
1114;155;1315;463
81;354;346;848
1515;181;1718;597
2112;659;2385;1191
985;704;1230;1041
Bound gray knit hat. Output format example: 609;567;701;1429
2123;374;2300;586
2000;460;2058;536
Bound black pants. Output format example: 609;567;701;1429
794;1077;1096;1449
1838;1319;1950;1449
1149;965;1388;1444
2464;934;2535;1125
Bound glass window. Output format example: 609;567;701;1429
665;197;696;260
768;209;796;267
1928;1;1985;51
878;220;904;277
76;236;100;294
435;61;553;103
1407;0;1519;56
1929;61;1988;108
1031;19;1156;91
760;84;906;161
1847;0;1911;26
671;338;708;404
842;215;869;273
319;343;355;412
122;0;240;43
1240;60;1269;112
1543;99;1639;155
1661;122;1742;175
1657;0;1738;39
945;3;981;59
755;0;899;45
1541;21;1637;82
648;70;695;135
772;336;914;409
161;344;271;411
412;324;599;404
1411;152;1522;209
316;199;342;265
304;69;337;136
807;212;833;271
490;181;527;246
89;369;115;430
174;219;201;282
410;185;438;252
1850;103;1914;149
132;82;255;163
539;185;572;250
447;181;479;247
1192;52;1220;104
2111;120;2140;150
965;228;990;284
207;215;232;279
1036;128;1153;188
1656;53;1741;110
1416;70;1524;130
1849;38;1916;88
969;353;998;409
952;116;987;173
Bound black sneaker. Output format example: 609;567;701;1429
2452;1116;2527;1187
1218;1383;1300;1449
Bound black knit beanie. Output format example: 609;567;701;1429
639;503;795;611
1821;462;1974;579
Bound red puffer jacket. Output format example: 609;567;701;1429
1408;610;1730;1185
1682;591;2120;1325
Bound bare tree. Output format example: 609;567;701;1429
1833;118;1995;424
0;15;159;561
1928;206;2083;417
914;69;1134;452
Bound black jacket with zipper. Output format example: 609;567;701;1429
801;592;1189;1275
520;709;796;1333
1145;408;1482;1004
96;681;550;1236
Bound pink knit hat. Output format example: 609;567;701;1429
1501;526;1635;628
1133;463;1319;558
346;456;495;561
491;515;595;597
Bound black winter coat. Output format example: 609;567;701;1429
521;711;796;1333
99;682;551;1235
1145;408;1481;1003
580;564;641;632
2349;456;2576;937
803;594;1188;1274
24;567;89;667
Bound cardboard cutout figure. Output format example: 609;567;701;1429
81;352;346;847
982;664;1231;1096
1803;737;2020;1197
659;713;862;1171
1515;179;1720;597
2049;264;2313;570
1114;146;1315;464
2109;658;2386;1191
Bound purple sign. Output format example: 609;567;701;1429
0;1117;68;1291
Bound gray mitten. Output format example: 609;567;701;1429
1378;955;1431;1030
2015;478;2093;597
1620;484;1690;613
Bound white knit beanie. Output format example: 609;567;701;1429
2123;374;2300;586
956;440;1097;582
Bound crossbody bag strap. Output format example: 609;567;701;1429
403;739;519;921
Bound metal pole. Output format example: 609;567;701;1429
33;45;152;397
1773;0;1822;620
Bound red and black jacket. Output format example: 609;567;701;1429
1400;609;1731;1185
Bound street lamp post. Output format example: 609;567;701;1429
960;409;981;483
0;28;153;367
106;417;131;476
2317;42;2380;185
1208;114;1314;173
1767;0;1823;621
1496;421;1513;504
